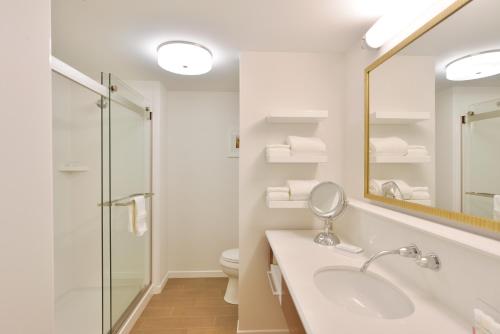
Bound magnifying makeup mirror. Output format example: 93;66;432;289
308;181;348;246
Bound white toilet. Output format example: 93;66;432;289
220;248;239;304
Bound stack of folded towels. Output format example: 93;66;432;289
369;179;430;201
266;136;326;160
266;180;320;204
369;137;428;157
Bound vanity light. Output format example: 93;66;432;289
446;50;500;81
157;41;213;75
364;0;435;49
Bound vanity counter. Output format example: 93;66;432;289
266;229;469;334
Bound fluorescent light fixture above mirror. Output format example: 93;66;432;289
446;50;500;81
157;41;213;75
364;0;436;49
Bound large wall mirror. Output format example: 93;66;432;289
365;0;500;234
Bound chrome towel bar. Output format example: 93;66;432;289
99;192;154;207
465;192;495;198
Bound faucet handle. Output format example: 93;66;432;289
399;244;421;258
416;253;441;271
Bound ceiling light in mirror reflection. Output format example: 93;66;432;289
446;50;500;81
364;0;437;48
157;41;213;75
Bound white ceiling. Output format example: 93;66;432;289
51;0;391;91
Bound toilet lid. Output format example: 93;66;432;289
222;248;239;264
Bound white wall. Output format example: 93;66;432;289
0;0;54;333
165;91;239;272
239;52;345;331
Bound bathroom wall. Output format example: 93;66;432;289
164;91;239;274
239;52;345;332
0;0;54;333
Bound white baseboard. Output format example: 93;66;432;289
237;321;289;334
152;272;169;294
167;270;226;278
116;285;154;334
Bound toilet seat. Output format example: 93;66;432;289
221;248;239;264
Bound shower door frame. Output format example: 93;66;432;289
50;56;153;334
460;106;500;216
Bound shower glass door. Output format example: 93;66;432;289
104;74;152;332
462;98;500;220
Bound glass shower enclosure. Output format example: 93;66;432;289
462;98;500;221
52;57;152;334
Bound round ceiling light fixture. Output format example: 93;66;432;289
157;41;213;75
446;50;500;81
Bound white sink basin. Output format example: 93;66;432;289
314;266;414;319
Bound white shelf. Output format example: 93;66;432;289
370;155;430;163
370;111;430;124
266;110;328;123
267;200;308;208
406;199;431;206
58;164;89;172
267;155;328;164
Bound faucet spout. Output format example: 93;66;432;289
360;250;398;272
360;245;420;273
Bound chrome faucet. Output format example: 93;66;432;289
360;244;441;273
382;181;403;199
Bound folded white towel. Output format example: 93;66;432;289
412;186;429;192
369;137;408;156
494;195;500;221
407;145;429;156
407;199;431;206
267;186;289;193
286;180;320;201
410;191;430;200
286;136;326;153
128;196;148;237
267;192;290;201
369;179;412;199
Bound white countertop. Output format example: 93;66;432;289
266;229;470;334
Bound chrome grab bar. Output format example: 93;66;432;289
465;192;495;198
99;192;154;207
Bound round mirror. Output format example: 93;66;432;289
308;182;348;246
309;182;347;219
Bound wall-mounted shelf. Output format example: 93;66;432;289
58;163;89;172
370;155;430;164
266;201;308;208
370;111;430;124
266;110;328;123
266;155;328;164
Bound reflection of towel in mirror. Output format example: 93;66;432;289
128;196;148;237
369;137;408;156
494;195;500;221
407;145;428;156
286;180;320;200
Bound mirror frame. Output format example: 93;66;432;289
364;0;500;234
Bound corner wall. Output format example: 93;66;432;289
165;91;239;273
0;0;54;332
239;52;345;331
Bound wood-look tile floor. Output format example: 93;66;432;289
131;278;237;334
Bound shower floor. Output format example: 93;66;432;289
55;283;143;334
